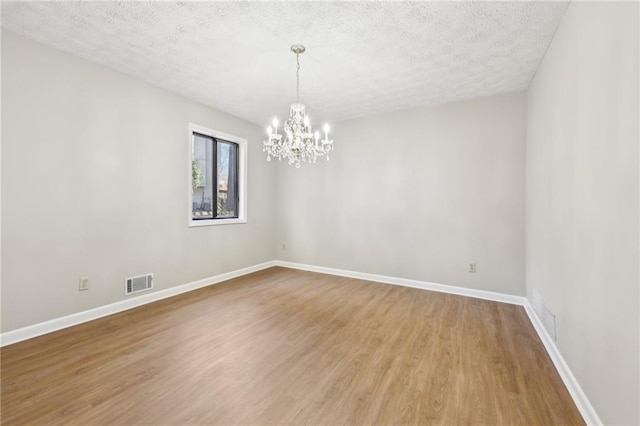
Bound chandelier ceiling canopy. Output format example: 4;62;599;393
263;44;333;168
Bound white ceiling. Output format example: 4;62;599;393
1;1;568;126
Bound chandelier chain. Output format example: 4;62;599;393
296;53;300;101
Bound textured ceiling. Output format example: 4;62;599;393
1;1;568;126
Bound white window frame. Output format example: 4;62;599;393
188;123;247;227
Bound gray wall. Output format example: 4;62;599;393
526;2;639;424
277;92;526;296
1;32;277;332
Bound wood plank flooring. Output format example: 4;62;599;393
1;267;584;425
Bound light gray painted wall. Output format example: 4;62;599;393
1;32;277;332
277;92;526;296
526;2;639;424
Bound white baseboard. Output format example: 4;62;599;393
523;301;602;426
0;260;276;347
274;260;526;306
0;259;600;425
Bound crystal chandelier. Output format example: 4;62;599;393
263;44;333;168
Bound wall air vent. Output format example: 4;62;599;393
125;273;153;296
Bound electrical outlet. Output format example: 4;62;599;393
468;263;477;273
79;277;90;291
282;243;286;251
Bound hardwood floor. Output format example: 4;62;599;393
1;267;584;425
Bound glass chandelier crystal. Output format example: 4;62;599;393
263;44;333;168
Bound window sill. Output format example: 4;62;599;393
188;218;247;227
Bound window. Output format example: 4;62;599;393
189;124;247;226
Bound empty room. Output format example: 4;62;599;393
1;1;638;425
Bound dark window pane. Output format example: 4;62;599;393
216;141;239;218
192;134;214;220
